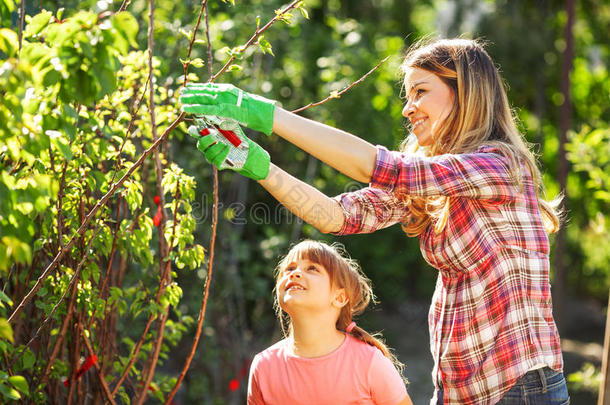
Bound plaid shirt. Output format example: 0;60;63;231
333;145;563;405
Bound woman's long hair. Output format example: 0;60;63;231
399;38;561;236
273;240;405;378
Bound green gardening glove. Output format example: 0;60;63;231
188;116;270;181
180;83;276;136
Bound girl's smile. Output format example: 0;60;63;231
285;280;306;292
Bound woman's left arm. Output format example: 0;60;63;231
258;164;346;234
273;107;378;183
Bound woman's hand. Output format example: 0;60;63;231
180;83;276;136
188;120;270;181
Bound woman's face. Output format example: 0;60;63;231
402;67;455;147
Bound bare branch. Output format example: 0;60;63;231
18;0;25;54
118;0;131;12
40;281;78;384
78;323;117;405
164;6;217;403
210;0;301;82
291;56;391;113
182;0;209;87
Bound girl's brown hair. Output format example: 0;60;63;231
400;37;562;236
273;240;405;377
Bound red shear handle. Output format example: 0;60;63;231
199;127;241;148
218;128;242;147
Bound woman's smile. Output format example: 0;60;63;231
411;117;427;132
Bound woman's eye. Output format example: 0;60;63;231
415;88;425;97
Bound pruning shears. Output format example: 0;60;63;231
193;115;250;170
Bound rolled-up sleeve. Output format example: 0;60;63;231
369;145;518;203
331;187;410;235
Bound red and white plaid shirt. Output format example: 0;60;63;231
333;145;563;405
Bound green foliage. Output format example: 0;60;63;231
568;362;602;393
568;127;610;202
0;3;203;402
1;0;608;403
0;0;15;29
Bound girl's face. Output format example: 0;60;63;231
277;258;345;314
402;67;455;147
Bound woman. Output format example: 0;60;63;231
180;38;568;405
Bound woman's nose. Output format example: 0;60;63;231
402;100;415;118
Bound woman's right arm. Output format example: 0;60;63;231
258;163;346;234
273;107;378;184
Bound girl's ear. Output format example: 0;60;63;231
332;288;349;309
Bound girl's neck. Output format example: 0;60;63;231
289;316;346;358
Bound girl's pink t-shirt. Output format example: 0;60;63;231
247;334;408;405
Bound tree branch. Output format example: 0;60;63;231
78;323;117;405
164;4;217;403
182;0;209;87
291;56;391;113
209;0;301;82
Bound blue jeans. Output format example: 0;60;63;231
436;367;570;404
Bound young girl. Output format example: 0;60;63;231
180;38;569;404
247;240;412;405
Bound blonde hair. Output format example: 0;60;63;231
399;37;561;236
273;240;405;376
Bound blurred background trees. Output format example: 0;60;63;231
1;0;608;403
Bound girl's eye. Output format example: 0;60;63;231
284;266;295;272
414;88;425;98
308;265;318;272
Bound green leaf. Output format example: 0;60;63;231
275;9;293;24
118;389;131;405
189;58;205;68
2;236;32;266
8;376;28;395
21;349;35;369
0;382;20;400
298;2;309;19
179;28;192;41
111;12;139;50
258;38;274;56
0;290;12;307
0;0;15;22
124;180;142;212
51;137;73;162
0;28;18;57
24;10;53;38
0;319;13;344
